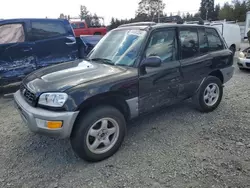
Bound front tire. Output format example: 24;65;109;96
192;76;223;113
70;105;126;162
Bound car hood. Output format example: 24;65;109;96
23;59;127;93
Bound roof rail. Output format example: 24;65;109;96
183;17;204;25
164;15;184;24
208;19;238;24
118;22;156;28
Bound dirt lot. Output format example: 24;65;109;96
1;60;250;188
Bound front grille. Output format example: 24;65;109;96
20;84;36;105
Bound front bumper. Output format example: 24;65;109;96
237;57;250;69
14;90;79;138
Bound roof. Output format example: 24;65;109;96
0;18;67;24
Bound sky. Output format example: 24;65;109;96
0;0;228;25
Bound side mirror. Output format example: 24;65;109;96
140;56;162;68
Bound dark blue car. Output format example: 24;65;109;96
77;35;102;58
0;18;78;95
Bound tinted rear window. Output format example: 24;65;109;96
30;21;67;41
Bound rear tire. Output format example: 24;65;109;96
70;105;126;162
192;76;223;113
239;67;244;70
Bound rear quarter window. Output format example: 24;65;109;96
205;28;225;51
0;23;25;44
30;21;67;41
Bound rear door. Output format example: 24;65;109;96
0;21;36;94
29;19;78;69
178;26;212;98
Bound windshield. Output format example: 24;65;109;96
87;29;147;66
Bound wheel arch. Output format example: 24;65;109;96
76;91;131;122
209;70;224;83
195;70;224;95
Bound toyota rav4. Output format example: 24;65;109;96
14;22;234;162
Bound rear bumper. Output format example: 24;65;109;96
237;57;250;69
220;66;235;84
14;90;79;138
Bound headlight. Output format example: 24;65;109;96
238;51;245;58
38;93;68;107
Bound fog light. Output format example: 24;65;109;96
47;121;63;129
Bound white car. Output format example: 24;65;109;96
237;47;250;70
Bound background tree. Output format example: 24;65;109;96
232;0;247;21
80;5;92;25
136;0;166;21
199;0;215;20
218;1;247;21
59;13;65;19
213;4;220;20
92;13;101;26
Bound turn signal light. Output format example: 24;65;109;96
47;121;63;129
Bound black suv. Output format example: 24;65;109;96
14;22;234;162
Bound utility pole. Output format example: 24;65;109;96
158;0;160;23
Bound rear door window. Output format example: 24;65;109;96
0;23;25;44
30;21;67;41
205;28;224;51
179;28;199;59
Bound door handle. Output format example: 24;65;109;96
66;41;76;45
66;36;76;45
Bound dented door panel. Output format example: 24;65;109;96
0;20;37;94
139;61;181;114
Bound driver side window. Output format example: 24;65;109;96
145;29;177;63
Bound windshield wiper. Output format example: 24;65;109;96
89;58;114;65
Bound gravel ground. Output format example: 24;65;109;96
1;58;250;188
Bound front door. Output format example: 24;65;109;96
0;22;36;94
138;28;181;114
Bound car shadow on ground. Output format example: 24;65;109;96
13;99;197;166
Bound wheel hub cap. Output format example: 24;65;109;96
86;118;120;154
203;83;220;107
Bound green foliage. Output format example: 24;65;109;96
219;0;248;22
199;0;215;20
79;5;102;26
107;0;250;30
136;0;166;19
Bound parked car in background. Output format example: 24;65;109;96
76;35;102;59
0;18;90;95
237;47;250;70
14;22;234;162
70;21;107;37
